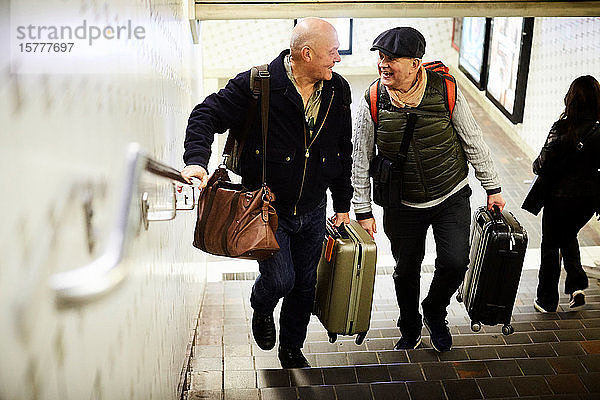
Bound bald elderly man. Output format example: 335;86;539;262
182;18;353;368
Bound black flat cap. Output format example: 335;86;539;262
370;27;426;59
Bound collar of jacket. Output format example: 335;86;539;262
270;49;335;134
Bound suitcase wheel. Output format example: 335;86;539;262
470;321;482;332
502;324;514;335
355;332;367;345
328;332;337;343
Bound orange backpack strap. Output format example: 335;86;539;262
368;80;379;125
444;76;456;118
423;61;456;118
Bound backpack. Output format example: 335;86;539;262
367;60;457;125
224;64;270;174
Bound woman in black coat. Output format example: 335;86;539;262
533;75;600;313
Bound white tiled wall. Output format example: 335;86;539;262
201;19;293;72
344;18;457;67
0;1;204;399
200;18;455;72
521;17;600;153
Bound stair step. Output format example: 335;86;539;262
253;374;600;400
190;356;600;398
255;356;600;384
250;358;600;398
302;331;600;354
304;316;600;342
245;339;600;369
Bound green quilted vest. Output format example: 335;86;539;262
366;70;468;203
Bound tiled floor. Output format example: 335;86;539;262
187;78;600;399
187;269;600;399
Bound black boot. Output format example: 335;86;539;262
278;345;310;368
252;311;275;350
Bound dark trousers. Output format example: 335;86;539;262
250;199;326;349
536;196;594;309
383;185;472;339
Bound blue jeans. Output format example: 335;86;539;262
383;185;472;339
250;199;326;349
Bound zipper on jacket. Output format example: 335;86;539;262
293;131;309;215
393;107;446;118
293;90;335;215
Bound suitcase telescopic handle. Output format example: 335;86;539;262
328;218;350;239
491;205;503;220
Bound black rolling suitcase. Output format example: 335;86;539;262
457;206;528;335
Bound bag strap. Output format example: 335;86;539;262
368;80;417;165
222;64;270;169
397;113;417;165
258;66;270;184
366;80;380;160
576;120;600;151
369;80;379;125
423;60;456;118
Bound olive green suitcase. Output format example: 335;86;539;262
313;220;377;345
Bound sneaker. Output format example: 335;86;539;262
569;290;586;310
394;335;422;350
533;299;556;313
252;311;276;350
278;345;310;368
423;317;452;352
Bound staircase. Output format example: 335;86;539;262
186;268;600;400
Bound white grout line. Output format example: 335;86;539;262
206;259;258;282
205;246;600;282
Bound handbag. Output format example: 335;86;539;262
193;66;279;260
521;174;546;216
369;113;417;208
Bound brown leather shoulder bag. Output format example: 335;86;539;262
193;65;279;260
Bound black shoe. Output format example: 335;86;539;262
423;316;452;352
533;299;557;313
394;335;422;350
278;345;310;369
569;290;585;310
252;311;275;350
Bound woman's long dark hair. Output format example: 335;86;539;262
560;75;600;143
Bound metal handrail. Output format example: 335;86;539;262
49;143;196;308
145;157;189;185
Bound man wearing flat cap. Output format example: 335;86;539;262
351;27;505;352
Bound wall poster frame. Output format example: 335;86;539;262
451;17;462;51
328;18;353;55
485;17;534;124
458;17;491;91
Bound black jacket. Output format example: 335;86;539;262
533;118;600;201
184;50;353;216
